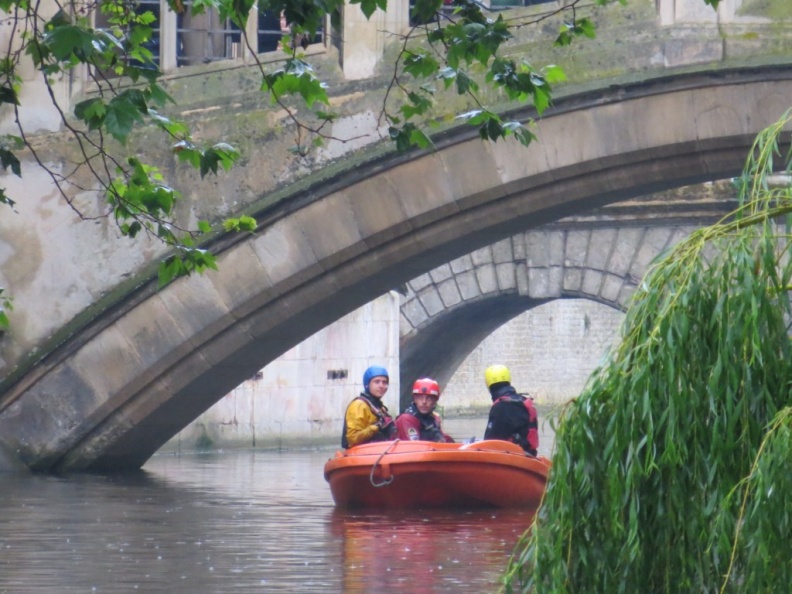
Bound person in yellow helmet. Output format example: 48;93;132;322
483;364;539;456
342;365;397;448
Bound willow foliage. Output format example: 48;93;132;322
505;113;792;593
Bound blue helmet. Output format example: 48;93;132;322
363;365;389;390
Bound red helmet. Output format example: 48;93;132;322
412;378;440;398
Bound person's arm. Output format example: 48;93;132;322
345;399;379;447
525;398;540;453
484;402;510;441
395;414;422;440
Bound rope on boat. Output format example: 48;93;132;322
369;439;399;487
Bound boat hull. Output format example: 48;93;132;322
324;440;550;509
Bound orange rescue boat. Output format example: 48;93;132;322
323;439;551;509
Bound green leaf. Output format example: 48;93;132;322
150;112;190;138
532;82;551;115
0;148;21;177
0;287;13;330
0;188;17;210
504;121;536;146
146;84;175;108
43;22;96;62
198;143;240;178
350;0;387;19
158;256;184;288
223;215;257;232
409;127;432;150
0;86;19;106
455;70;476;95
104;91;148;143
314;111;337;122
544;64;567;84
556;17;597;47
389;123;431;153
479;116;503;141
410;0;443;24
404;52;439;79
400;91;433;119
456;109;487;125
576;17;597;39
263;61;330;108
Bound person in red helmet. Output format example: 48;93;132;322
395;378;455;443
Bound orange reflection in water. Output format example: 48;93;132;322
329;507;535;594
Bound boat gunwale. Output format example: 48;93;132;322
323;440;550;481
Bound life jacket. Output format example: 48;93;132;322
402;403;448;442
341;393;396;448
494;393;539;455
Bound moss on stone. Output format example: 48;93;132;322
738;0;792;20
195;431;216;451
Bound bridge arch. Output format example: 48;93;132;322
0;68;790;472
397;195;732;408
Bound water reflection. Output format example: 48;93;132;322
332;508;533;593
1;422;544;593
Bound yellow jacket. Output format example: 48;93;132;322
343;394;396;448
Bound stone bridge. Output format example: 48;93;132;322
396;189;736;407
1;0;792;472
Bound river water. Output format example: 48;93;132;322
0;417;554;593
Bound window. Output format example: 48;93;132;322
177;1;237;66
95;0;327;73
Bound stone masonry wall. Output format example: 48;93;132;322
163;292;401;452
166;296;622;453
442;299;624;415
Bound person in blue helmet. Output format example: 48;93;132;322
342;365;398;448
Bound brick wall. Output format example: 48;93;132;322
442;299;623;413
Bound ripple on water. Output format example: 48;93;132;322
1;440;538;593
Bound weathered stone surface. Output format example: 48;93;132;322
5;67;792;470
564;268;584;293
455;270;482;301
526;230;564;268
630;228;674;278
401;294;429;328
491;238;513;264
581;269;606;298
408;273;432;292
429;264;454;284
565;230;591;268
495;262;517;291
601;272;626;305
588;229;618;270
516;263;530;296
449;254;475;274
417;286;445;317
609;228;645;277
528;267;564;299
437;278;462;308
476;263;498;294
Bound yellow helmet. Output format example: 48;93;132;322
485;364;511;388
